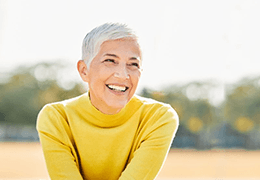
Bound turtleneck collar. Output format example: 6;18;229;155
77;92;141;128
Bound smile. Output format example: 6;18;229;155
106;84;129;92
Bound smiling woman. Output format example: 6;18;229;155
36;23;179;180
78;38;141;114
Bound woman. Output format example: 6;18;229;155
37;23;179;180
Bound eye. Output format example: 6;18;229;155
127;62;140;69
104;59;115;63
132;63;140;68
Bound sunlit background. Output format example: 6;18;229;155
1;0;260;179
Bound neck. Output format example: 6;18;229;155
88;93;122;115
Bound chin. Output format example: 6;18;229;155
106;100;128;112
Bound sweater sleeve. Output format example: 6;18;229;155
36;104;83;180
119;105;179;180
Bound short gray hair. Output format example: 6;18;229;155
82;23;139;68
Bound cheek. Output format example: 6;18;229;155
129;74;141;94
89;68;109;82
132;72;141;84
88;75;104;92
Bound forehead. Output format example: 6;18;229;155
99;38;142;59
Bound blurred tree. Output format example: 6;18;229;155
187;117;203;133
0;62;85;126
224;77;260;149
234;117;254;133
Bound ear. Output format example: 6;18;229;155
77;60;89;83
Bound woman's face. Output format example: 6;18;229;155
79;38;142;114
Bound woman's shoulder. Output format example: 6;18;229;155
132;95;178;119
43;93;87;109
37;94;88;130
131;95;179;129
39;93;88;117
132;95;172;110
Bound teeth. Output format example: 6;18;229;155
107;85;127;92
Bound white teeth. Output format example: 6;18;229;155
107;85;127;92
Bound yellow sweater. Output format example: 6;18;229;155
37;93;179;180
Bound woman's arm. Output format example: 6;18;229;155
37;105;83;180
119;106;179;180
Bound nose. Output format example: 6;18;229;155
114;65;129;79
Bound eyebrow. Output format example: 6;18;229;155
104;53;140;61
129;57;141;61
104;53;119;58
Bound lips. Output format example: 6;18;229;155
106;84;129;92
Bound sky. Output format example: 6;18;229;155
1;0;260;104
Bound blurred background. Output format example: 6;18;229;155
1;0;260;179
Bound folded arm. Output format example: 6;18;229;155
119;106;179;180
37;105;83;180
